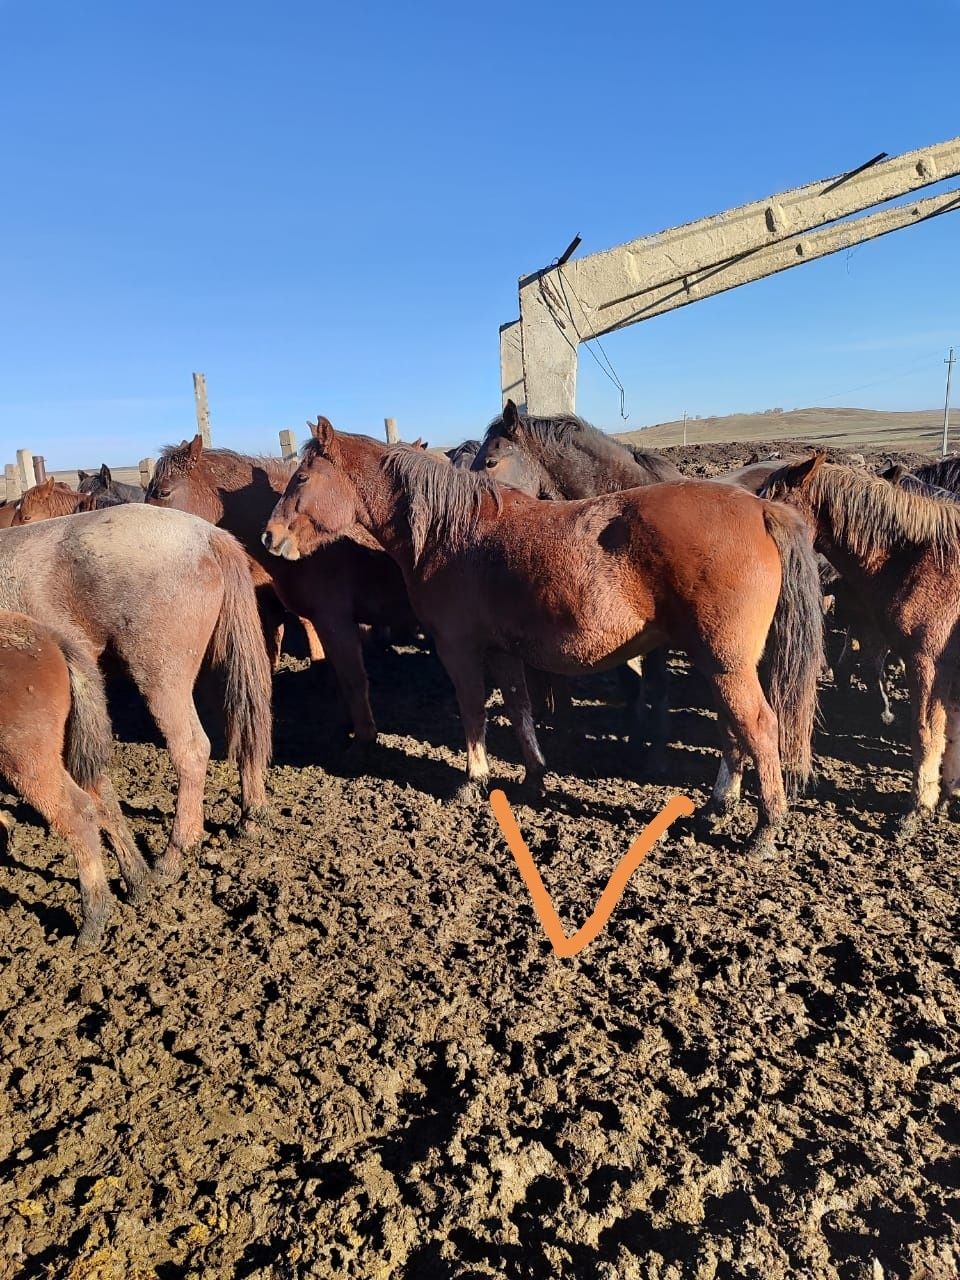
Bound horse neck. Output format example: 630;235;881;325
339;440;418;566
537;440;640;498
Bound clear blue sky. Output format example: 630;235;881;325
1;0;958;466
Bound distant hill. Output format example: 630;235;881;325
616;406;946;457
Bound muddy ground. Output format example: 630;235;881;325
0;441;958;1280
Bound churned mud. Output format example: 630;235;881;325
0;442;957;1279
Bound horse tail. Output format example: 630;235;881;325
762;502;824;797
208;530;273;804
60;634;114;790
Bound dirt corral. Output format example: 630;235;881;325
1;442;958;1280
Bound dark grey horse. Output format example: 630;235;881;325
77;463;146;507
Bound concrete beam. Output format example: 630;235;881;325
499;320;527;410
508;135;960;415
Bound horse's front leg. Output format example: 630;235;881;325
434;640;491;801
488;653;546;793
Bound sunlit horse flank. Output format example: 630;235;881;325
763;453;960;829
0;611;151;948
265;418;824;854
0;504;272;878
145;435;415;756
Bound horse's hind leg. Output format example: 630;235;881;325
89;775;152;905
708;720;745;819
488;654;546;792
902;654;948;830
709;670;786;855
16;767;115;948
139;675;211;880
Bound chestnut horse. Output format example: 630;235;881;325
0;504;272;876
265;421;824;852
762;454;960;829
12;478;94;523
0;611;152;947
146;436;416;755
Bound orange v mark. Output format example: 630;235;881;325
489;790;695;958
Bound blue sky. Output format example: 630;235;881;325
1;0;958;466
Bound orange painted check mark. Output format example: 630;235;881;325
489;790;695;957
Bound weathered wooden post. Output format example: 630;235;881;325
5;464;21;502
138;457;156;487
279;429;297;461
193;372;212;447
33;456;47;484
384;417;399;444
16;449;34;490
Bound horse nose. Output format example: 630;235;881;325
261;529;274;551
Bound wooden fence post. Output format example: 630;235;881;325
33;456;47;484
16;449;34;490
384;417;399;444
5;464;21;502
193;372;212;447
139;458;156;487
279;429;297;461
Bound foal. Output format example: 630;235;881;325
0;611;151;947
12;479;93;523
763;454;960;828
265;420;824;852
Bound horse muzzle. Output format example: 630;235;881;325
261;528;300;560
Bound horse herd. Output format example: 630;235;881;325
1;404;958;948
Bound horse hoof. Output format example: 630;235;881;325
239;805;271;835
75;899;115;951
455;779;488;806
125;871;155;907
745;825;778;858
155;847;185;883
521;769;547;799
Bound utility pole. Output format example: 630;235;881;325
942;347;955;457
682;411;687;447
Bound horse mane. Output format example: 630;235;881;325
20;484;84;518
382;445;502;562
483;410;615;452
909;456;960;496
810;464;960;565
155;443;294;492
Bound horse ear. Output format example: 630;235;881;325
186;435;203;467
77;470;89;481
99;463;112;484
783;452;827;489
309;416;336;453
502;400;522;439
39;477;55;495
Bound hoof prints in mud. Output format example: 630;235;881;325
1;443;959;1279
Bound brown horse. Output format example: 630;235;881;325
0;504;272;876
0;501;17;529
265;421;824;852
12;478;94;523
762;454;960;828
146;436;416;756
0;610;152;947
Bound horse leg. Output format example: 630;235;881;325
488;654;546;792
939;690;960;809
901;654;947;831
833;629;856;690
32;772;115;948
709;670;787;855
302;619;326;662
89;775;152;905
139;677;211;880
642;649;669;774
435;642;491;799
707;720;746;818
312;620;377;765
